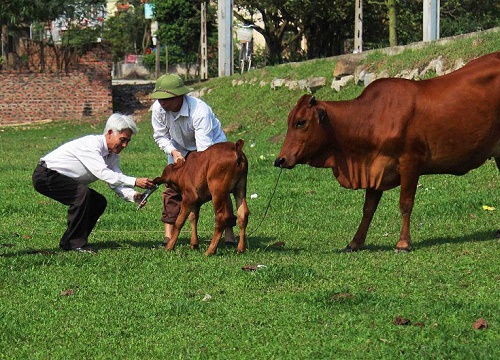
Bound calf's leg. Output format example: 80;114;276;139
223;195;237;244
188;208;200;250
165;202;192;251
235;196;249;253
205;195;231;256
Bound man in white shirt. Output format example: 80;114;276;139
150;74;236;247
32;113;155;253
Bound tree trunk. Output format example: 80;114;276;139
387;0;397;46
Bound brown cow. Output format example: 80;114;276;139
153;140;249;255
274;51;500;252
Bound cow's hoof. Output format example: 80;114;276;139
344;245;359;253
190;244;200;250
394;247;411;253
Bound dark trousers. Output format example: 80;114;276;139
161;187;182;224
32;163;107;250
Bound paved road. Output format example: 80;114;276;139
112;79;155;85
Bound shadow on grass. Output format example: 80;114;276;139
3;230;494;257
0;248;61;257
1;237;294;257
338;229;498;253
0;241;124;257
117;235;298;253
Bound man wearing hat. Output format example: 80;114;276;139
150;73;236;247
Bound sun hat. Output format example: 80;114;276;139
150;74;194;99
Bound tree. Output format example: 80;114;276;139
287;0;356;58
150;0;213;77
396;0;500;45
235;0;301;65
1;0;106;72
368;0;397;47
440;0;500;36
103;0;148;63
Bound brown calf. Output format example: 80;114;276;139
153;139;249;255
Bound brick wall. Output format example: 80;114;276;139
0;43;112;125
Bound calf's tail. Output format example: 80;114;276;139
153;176;165;185
235;139;246;166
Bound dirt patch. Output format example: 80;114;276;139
112;84;155;116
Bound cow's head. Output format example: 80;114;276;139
274;94;330;169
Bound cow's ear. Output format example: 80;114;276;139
308;96;316;107
317;108;327;123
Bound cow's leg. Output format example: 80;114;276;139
165;202;192;251
205;195;230;256
234;191;249;254
346;188;383;251
396;169;420;252
188;208;200;250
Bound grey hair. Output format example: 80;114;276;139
104;113;138;135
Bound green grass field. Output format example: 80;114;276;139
1;30;500;359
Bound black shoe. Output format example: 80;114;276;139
151;242;167;250
72;246;98;254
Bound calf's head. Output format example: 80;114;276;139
274;94;329;169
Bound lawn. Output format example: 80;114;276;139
1;30;500;359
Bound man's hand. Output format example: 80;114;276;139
171;149;185;165
135;178;155;189
133;192;145;204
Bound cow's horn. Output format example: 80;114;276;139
308;96;316;107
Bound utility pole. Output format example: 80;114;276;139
150;19;161;79
200;2;208;80
218;0;233;77
354;0;363;53
155;37;160;79
423;0;440;41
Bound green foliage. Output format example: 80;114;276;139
1;31;500;358
234;0;499;63
149;0;217;74
103;2;148;63
1;0;106;26
1;1;107;72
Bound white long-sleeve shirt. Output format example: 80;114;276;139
151;96;227;163
40;134;137;202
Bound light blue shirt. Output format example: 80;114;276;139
151;95;227;163
40;134;137;202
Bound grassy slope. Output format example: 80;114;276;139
1;29;500;359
